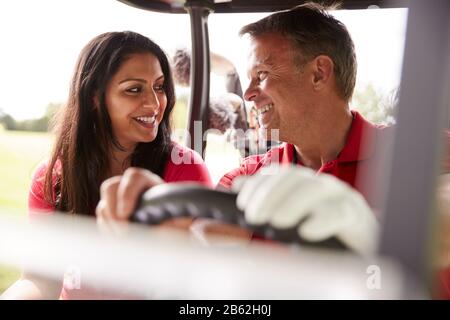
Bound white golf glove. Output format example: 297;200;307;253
233;166;379;255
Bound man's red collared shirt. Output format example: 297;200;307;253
219;110;391;209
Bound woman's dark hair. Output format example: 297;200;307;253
45;31;175;215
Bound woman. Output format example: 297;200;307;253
3;31;212;299
29;31;211;216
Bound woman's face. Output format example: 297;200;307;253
105;52;167;150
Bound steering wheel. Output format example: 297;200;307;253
131;183;347;250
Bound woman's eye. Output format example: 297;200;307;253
154;84;165;92
257;71;268;81
126;87;141;94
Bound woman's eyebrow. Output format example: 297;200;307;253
119;78;147;84
119;75;164;84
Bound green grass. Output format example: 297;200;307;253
0;129;54;294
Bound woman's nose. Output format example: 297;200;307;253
143;90;160;110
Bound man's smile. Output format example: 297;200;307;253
256;103;273;116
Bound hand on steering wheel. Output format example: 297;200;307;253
130;169;372;252
234;166;379;255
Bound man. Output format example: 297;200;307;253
218;2;378;202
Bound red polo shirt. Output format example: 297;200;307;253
218;110;391;209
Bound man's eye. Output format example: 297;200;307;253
257;71;268;81
126;87;141;94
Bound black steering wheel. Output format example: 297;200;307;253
131;183;347;250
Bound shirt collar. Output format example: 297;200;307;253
282;110;379;165
337;110;380;162
281;143;296;165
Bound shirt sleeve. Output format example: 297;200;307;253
217;167;246;190
217;154;264;190
28;161;55;217
434;267;450;299
164;144;213;188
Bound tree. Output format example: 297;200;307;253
0;109;17;130
0;103;61;132
40;102;61;131
351;83;398;126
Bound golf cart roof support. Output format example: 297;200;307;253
184;0;213;156
379;0;450;296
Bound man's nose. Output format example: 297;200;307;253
244;81;258;102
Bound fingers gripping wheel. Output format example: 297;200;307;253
130;183;347;250
131;183;245;225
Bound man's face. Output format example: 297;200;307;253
244;33;315;142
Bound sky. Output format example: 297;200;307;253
0;0;407;120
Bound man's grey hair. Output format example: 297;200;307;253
239;2;357;101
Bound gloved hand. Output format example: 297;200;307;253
233;166;379;255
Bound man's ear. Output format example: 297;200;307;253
311;55;334;91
